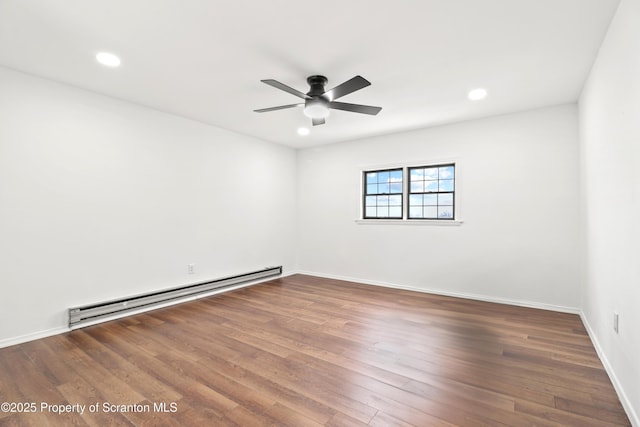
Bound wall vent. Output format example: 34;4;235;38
69;266;282;329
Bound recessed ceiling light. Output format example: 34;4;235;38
468;88;487;100
297;127;310;136
96;52;121;67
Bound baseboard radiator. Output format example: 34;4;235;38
69;266;282;329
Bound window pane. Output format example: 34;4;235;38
409;206;422;218
389;195;402;206
366;173;377;185
378;171;390;184
366;206;377;217
409;194;423;206
438;193;453;205
390;170;403;181
424;180;438;192
377;206;389;217
389;182;402;193
367;183;377;194
439;179;454;191
424;194;438;205
389;206;402;217
410;168;424;181
410;181;424;192
439;166;454;179
378;183;390;194
378;195;389;205
438;206;453;218
424;167;438;179
365;196;377;206
424;206;438;218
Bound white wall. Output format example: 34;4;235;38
0;67;297;344
297;105;581;311
0;25;635;421
579;0;640;422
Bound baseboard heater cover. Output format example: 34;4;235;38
69;266;282;329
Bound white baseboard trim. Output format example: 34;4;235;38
0;326;70;349
294;270;580;314
580;312;639;427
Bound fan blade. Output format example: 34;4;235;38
312;117;325;126
328;101;382;115
261;79;310;100
254;103;303;113
324;75;371;101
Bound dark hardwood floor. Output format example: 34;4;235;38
0;274;631;426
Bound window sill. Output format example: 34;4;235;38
355;219;464;226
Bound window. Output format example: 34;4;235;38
408;164;455;219
363;168;403;219
362;163;455;220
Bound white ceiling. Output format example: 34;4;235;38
0;0;620;148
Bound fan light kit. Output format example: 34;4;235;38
303;98;330;119
254;75;381;126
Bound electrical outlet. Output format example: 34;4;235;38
613;312;619;334
188;264;195;275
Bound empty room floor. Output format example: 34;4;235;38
0;274;630;426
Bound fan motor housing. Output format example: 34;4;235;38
306;75;328;97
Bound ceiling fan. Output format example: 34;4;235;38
254;75;382;126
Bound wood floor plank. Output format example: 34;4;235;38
199;353;338;425
57;376;135;426
0;274;631;426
